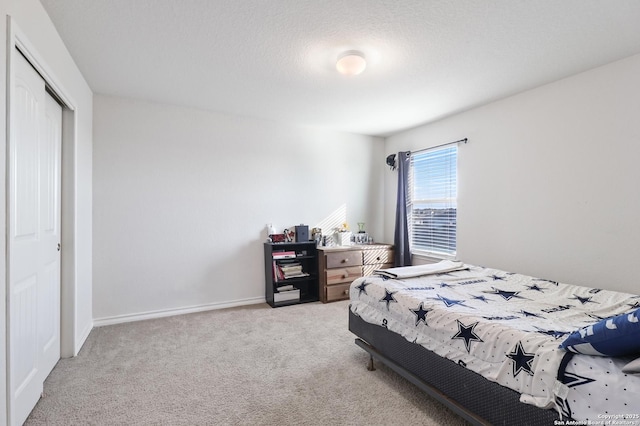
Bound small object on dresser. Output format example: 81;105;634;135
312;228;322;246
354;233;369;244
336;231;352;246
283;228;295;242
266;223;276;242
295;224;309;242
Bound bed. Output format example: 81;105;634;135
348;261;640;425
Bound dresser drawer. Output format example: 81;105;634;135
363;249;394;265
325;266;362;285
326;282;351;302
325;250;363;269
363;262;394;277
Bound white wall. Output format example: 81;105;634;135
93;95;385;322
1;2;8;421
385;53;640;294
1;0;93;422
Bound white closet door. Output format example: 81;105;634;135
8;51;62;426
39;92;62;381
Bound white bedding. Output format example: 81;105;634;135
349;262;640;420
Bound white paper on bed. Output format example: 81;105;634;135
373;260;465;279
349;263;640;419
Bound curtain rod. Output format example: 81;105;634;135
411;138;467;155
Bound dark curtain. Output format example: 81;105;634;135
394;151;412;267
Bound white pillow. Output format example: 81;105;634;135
622;356;640;374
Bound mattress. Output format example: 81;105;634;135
349;263;640;421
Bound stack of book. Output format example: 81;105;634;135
279;263;308;279
273;261;310;281
271;249;310;282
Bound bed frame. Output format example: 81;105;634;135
349;310;561;426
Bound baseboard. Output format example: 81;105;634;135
73;321;93;356
92;297;266;327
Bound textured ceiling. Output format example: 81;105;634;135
40;0;640;136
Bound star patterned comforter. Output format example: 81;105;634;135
349;263;640;419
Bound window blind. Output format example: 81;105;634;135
408;145;457;256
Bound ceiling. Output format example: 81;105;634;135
40;0;640;137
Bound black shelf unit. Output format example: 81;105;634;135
264;241;319;307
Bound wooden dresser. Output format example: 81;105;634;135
317;244;394;303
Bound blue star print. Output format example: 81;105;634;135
520;310;543;318
452;320;483;352
561;371;595;388
526;284;545;292
429;294;472;309
356;280;370;297
484;288;527;301
570;295;598;305
379;289;397;310
506;341;535;377
410;302;431;326
533;326;567;339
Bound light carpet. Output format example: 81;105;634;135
26;300;468;425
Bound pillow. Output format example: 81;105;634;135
559;307;640;356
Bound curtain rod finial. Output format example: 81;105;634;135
386;154;397;171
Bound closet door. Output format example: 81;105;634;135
39;92;62;381
8;51;62;426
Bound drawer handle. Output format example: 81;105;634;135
342;273;348;278
344;289;349;295
376;256;381;261
341;258;348;263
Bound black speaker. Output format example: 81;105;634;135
295;225;309;242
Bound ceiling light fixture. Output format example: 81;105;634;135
336;50;366;76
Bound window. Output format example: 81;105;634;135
408;145;457;257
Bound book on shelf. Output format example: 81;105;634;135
279;262;301;269
272;251;296;259
282;272;309;279
279;264;303;274
276;284;295;291
273;261;310;282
